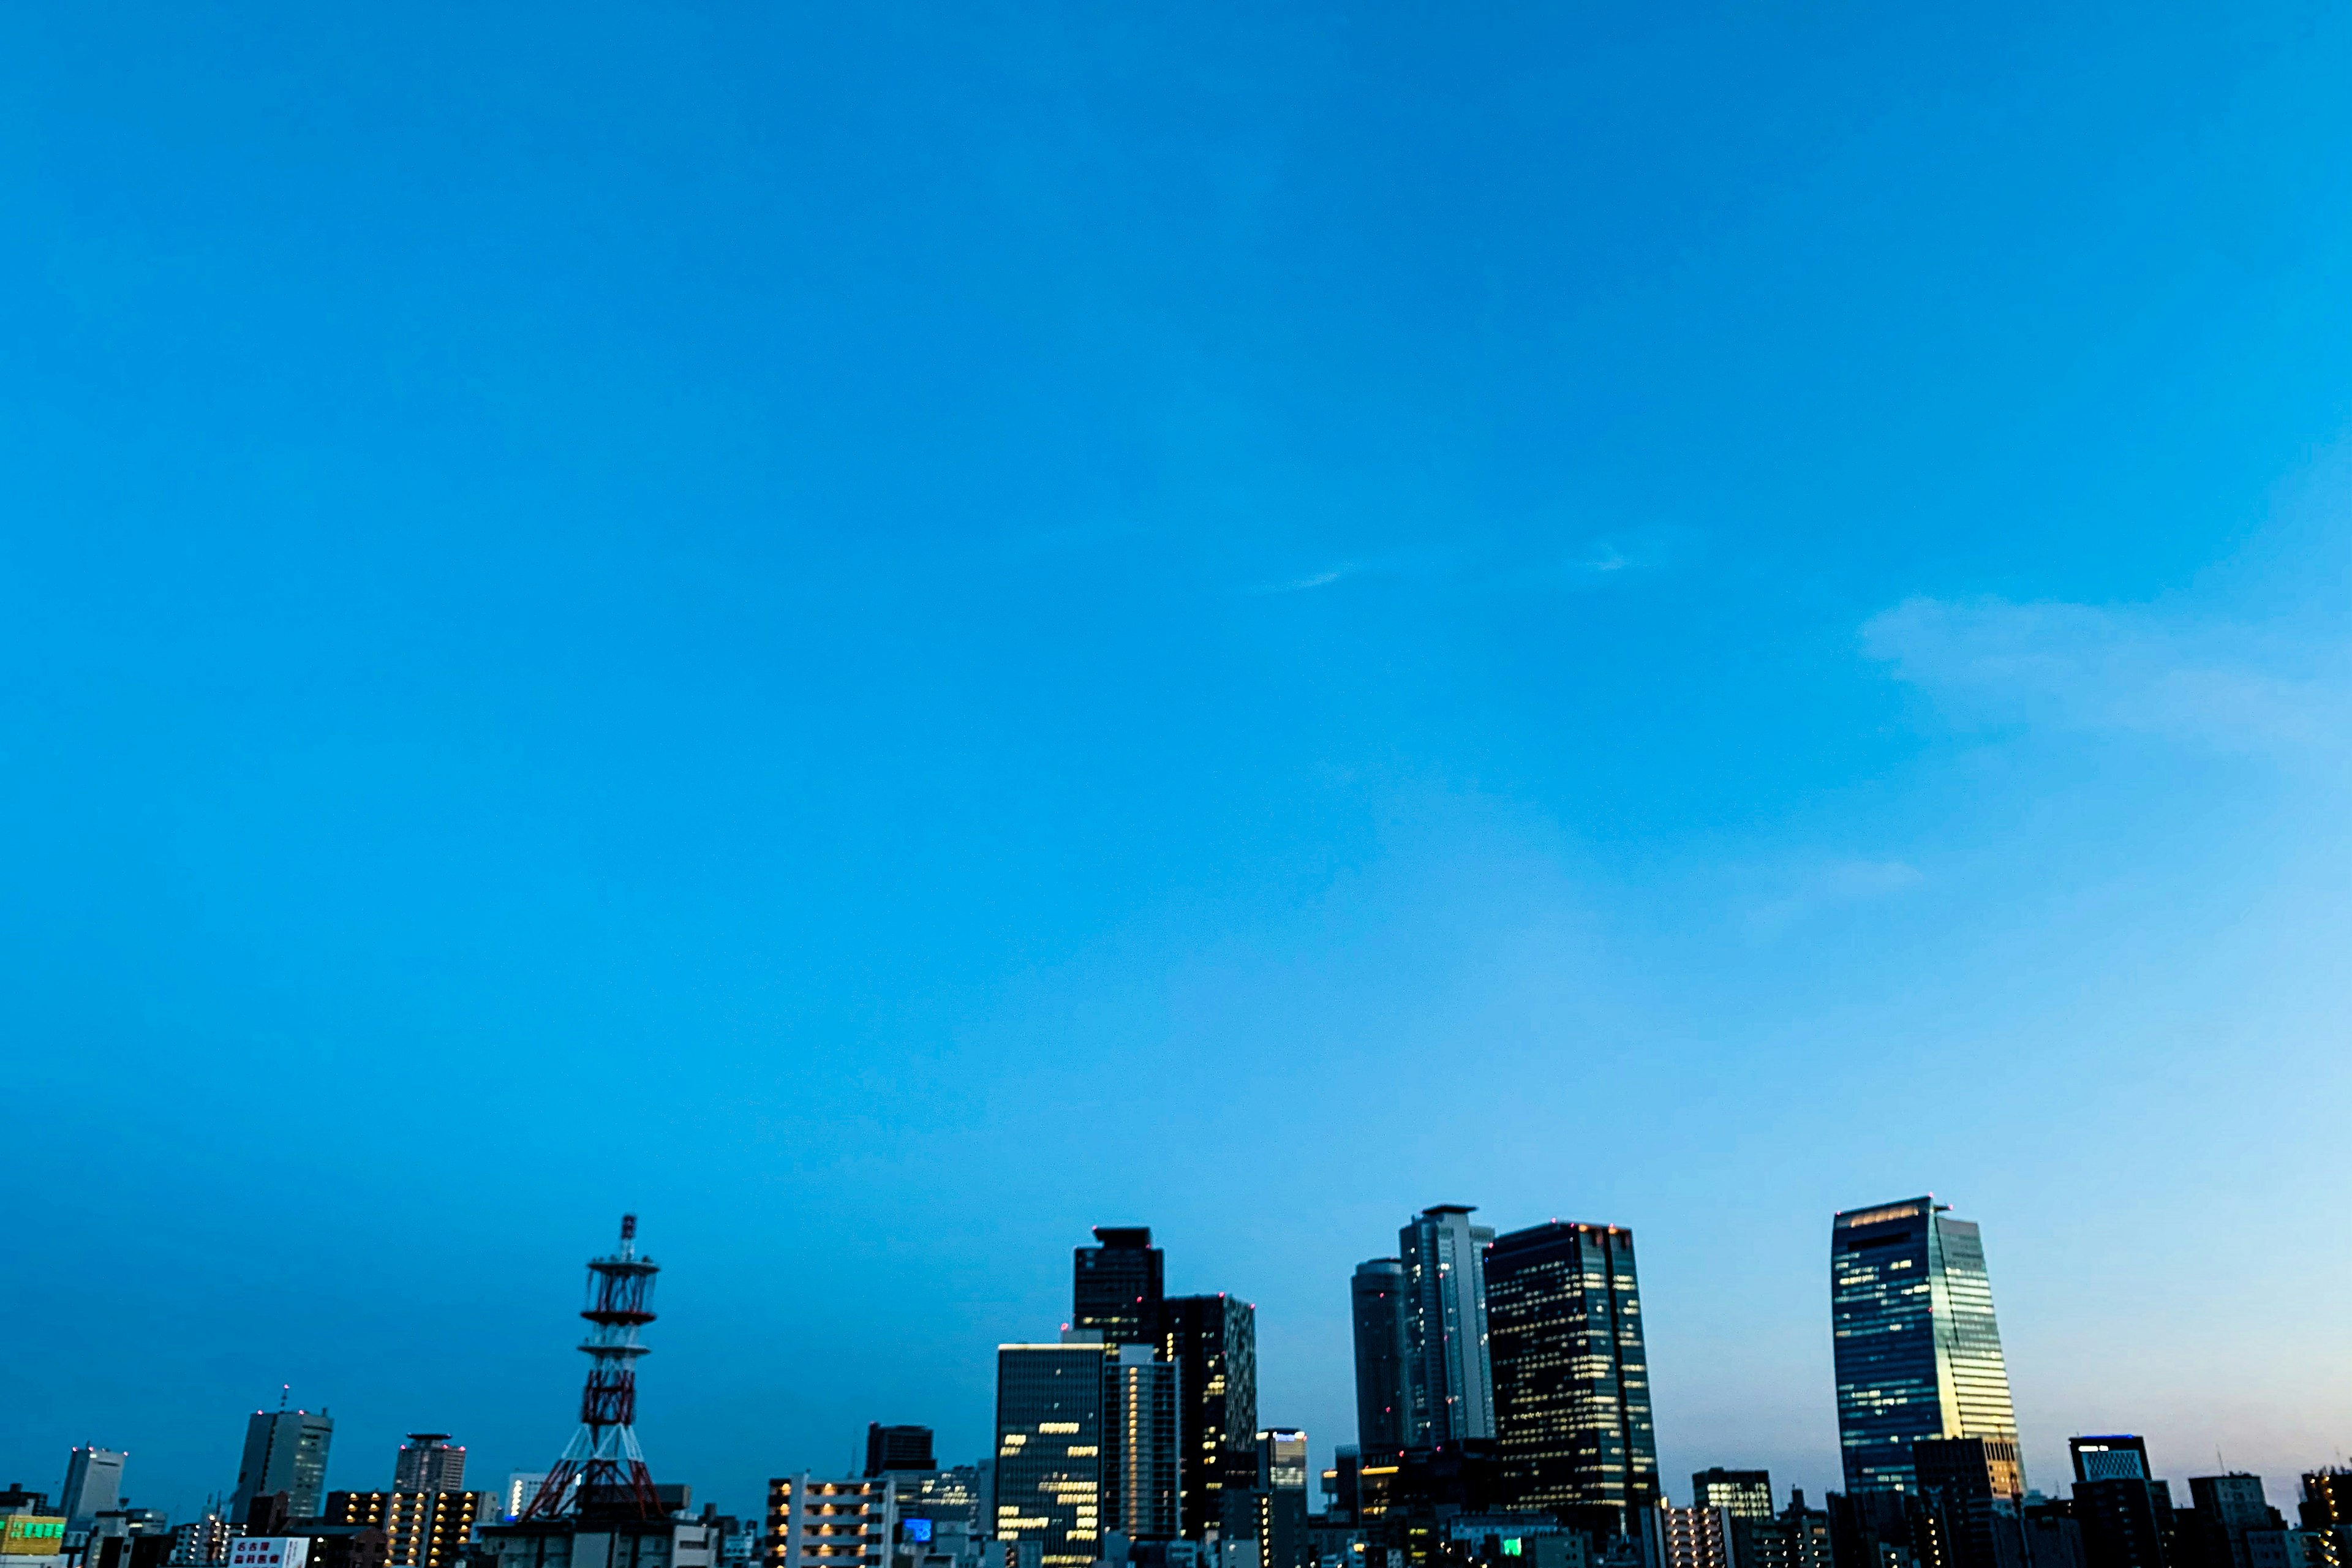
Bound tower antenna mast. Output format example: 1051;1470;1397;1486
522;1215;661;1520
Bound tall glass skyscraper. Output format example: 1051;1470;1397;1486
1349;1258;1410;1449
1485;1219;1658;1525
1830;1196;2021;1496
1398;1205;1494;1445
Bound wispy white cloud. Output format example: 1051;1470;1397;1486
1861;595;2352;754
1242;528;1689;598
1245;564;1360;595
1746;858;1926;940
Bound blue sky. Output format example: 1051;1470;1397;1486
6;0;2351;1525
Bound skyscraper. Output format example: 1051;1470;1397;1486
1398;1207;1494;1446
1107;1346;1180;1541
1350;1261;1411;1451
1483;1219;1657;1523
60;1449;126;1531
393;1436;466;1494
1914;1438;2033;1568
996;1341;1114;1566
1074;1227;1164;1349
1158;1295;1257;1542
1830;1197;2021;1495
232;1409;335;1521
1253;1431;1309;1568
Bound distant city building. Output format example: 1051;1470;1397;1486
1110;1349;1181;1542
392;1439;466;1496
1661;1508;1730;1568
767;1476;891;1568
866;1430;938;1480
322;1491;491;1568
1398;1208;1494;1446
1252;1433;1309;1568
996;1341;1114;1566
483;1507;712;1568
1485;1219;1657;1525
168;1517;233;1568
1349;1262;1410;1452
1913;1438;2032;1568
1157;1297;1257;1542
61;1451;127;1532
2070;1437;2172;1568
233;1411;336;1523
1691;1474;1771;1520
500;1479;546;1526
1721;1489;1830;1568
2294;1473;2352;1568
1830;1197;2021;1495
1074;1229;1165;1349
2190;1476;2283;1568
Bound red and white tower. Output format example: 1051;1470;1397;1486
523;1215;661;1520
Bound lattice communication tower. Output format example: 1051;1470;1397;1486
522;1215;661;1520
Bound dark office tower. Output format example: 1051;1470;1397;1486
1254;1432;1310;1568
2187;1477;2278;1568
863;1426;936;1478
1831;1197;2021;1496
1351;1261;1411;1451
232;1409;335;1522
1075;1227;1165;1348
2071;1438;2171;1568
2304;1472;2352;1529
1484;1219;1657;1525
1694;1472;1773;1519
1914;1438;2032;1568
393;1435;466;1493
1158;1295;1257;1542
1399;1208;1495;1445
996;1341;1113;1565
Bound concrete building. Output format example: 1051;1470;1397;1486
1662;1509;1730;1568
60;1453;126;1534
1398;1208;1494;1447
393;1441;466;1497
766;1477;891;1568
480;1510;713;1568
322;1491;493;1568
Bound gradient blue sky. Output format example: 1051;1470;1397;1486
7;0;2352;1526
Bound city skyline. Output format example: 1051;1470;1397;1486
6;1196;2334;1530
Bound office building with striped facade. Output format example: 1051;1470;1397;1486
1830;1197;2022;1498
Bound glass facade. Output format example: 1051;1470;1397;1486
1351;1259;1411;1450
1831;1197;2021;1496
1400;1207;1495;1446
1074;1228;1165;1349
1158;1295;1257;1542
996;1344;1112;1566
1483;1220;1658;1523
